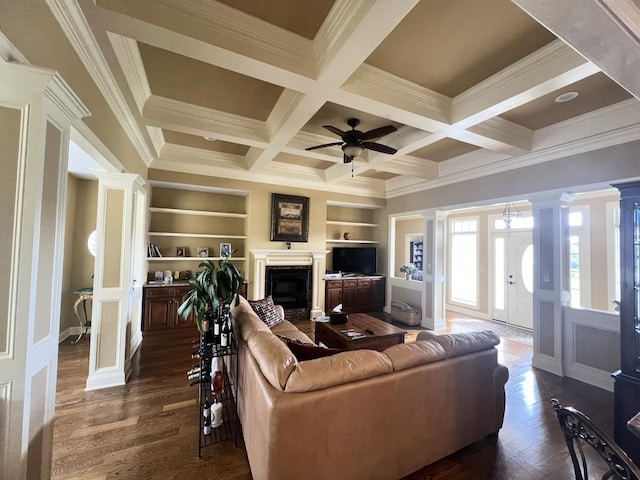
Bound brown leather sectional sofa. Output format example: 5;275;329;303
231;296;509;480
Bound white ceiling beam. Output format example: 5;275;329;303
451;40;600;126
143;95;269;147
95;0;318;92
514;0;640;100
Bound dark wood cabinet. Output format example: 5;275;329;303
612;181;640;464
143;285;195;333
324;276;385;314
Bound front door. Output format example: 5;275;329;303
492;231;533;329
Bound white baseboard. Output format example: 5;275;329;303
532;353;564;376
85;369;125;391
564;364;614;392
446;304;490;320
59;326;91;343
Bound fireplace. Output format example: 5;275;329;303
265;266;312;321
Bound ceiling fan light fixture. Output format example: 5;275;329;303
342;144;364;158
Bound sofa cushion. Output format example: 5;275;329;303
231;300;271;342
286;341;345;361
383;340;447;371
247;330;297;390
417;330;500;358
285;350;393;393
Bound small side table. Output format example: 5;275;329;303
72;287;93;343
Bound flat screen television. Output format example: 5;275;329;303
332;247;377;275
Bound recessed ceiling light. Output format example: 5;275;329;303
554;91;579;103
203;136;216;141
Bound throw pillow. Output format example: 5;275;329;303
248;296;283;328
276;334;308;345
286;341;344;361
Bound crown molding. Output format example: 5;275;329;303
451;39;600;126
151;155;386;199
387;122;640;199
464;117;533;154
107;33;150;114
143;95;268;146
0;31;28;63
145;0;316;78
47;0;155;166
160;143;248;170
341;63;450;130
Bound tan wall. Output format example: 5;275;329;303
61;177;98;334
148;170;386;281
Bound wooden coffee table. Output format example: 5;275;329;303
315;313;405;352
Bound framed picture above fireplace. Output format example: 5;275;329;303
270;193;309;242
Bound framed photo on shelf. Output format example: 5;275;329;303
220;243;231;258
270;193;309;242
176;246;186;257
197;247;209;258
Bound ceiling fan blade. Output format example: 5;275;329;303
343;154;353;164
361;125;397;140
305;142;343;151
323;125;346;137
362;142;397;155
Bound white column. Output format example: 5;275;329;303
86;172;145;391
422;210;447;330
0;61;89;479
530;193;574;375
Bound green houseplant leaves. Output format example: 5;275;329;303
177;253;245;332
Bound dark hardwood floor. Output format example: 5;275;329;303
53;315;614;479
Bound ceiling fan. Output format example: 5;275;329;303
305;118;397;163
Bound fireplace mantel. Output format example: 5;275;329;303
250;249;327;319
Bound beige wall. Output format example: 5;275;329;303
148;170;386;281
61;177;98;334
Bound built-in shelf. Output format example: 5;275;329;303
325;239;378;244
149;232;247;239
325;220;379;228
149;207;247;219
148;256;247;261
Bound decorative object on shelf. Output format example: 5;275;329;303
220;243;231;258
304;117;397;164
163;270;173;283
400;264;417;280
177;253;245;333
197;247;209;258
176;246;186;257
154;271;163;282
502;203;521;229
343;232;351;240
270;193;309;243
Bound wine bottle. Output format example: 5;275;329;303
211;357;224;398
203;406;211;436
220;316;230;348
203;304;213;344
213;307;221;344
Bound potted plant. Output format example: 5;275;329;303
178;252;245;332
399;263;417;280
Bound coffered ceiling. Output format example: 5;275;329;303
48;0;640;197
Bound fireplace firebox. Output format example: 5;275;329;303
265;266;311;321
